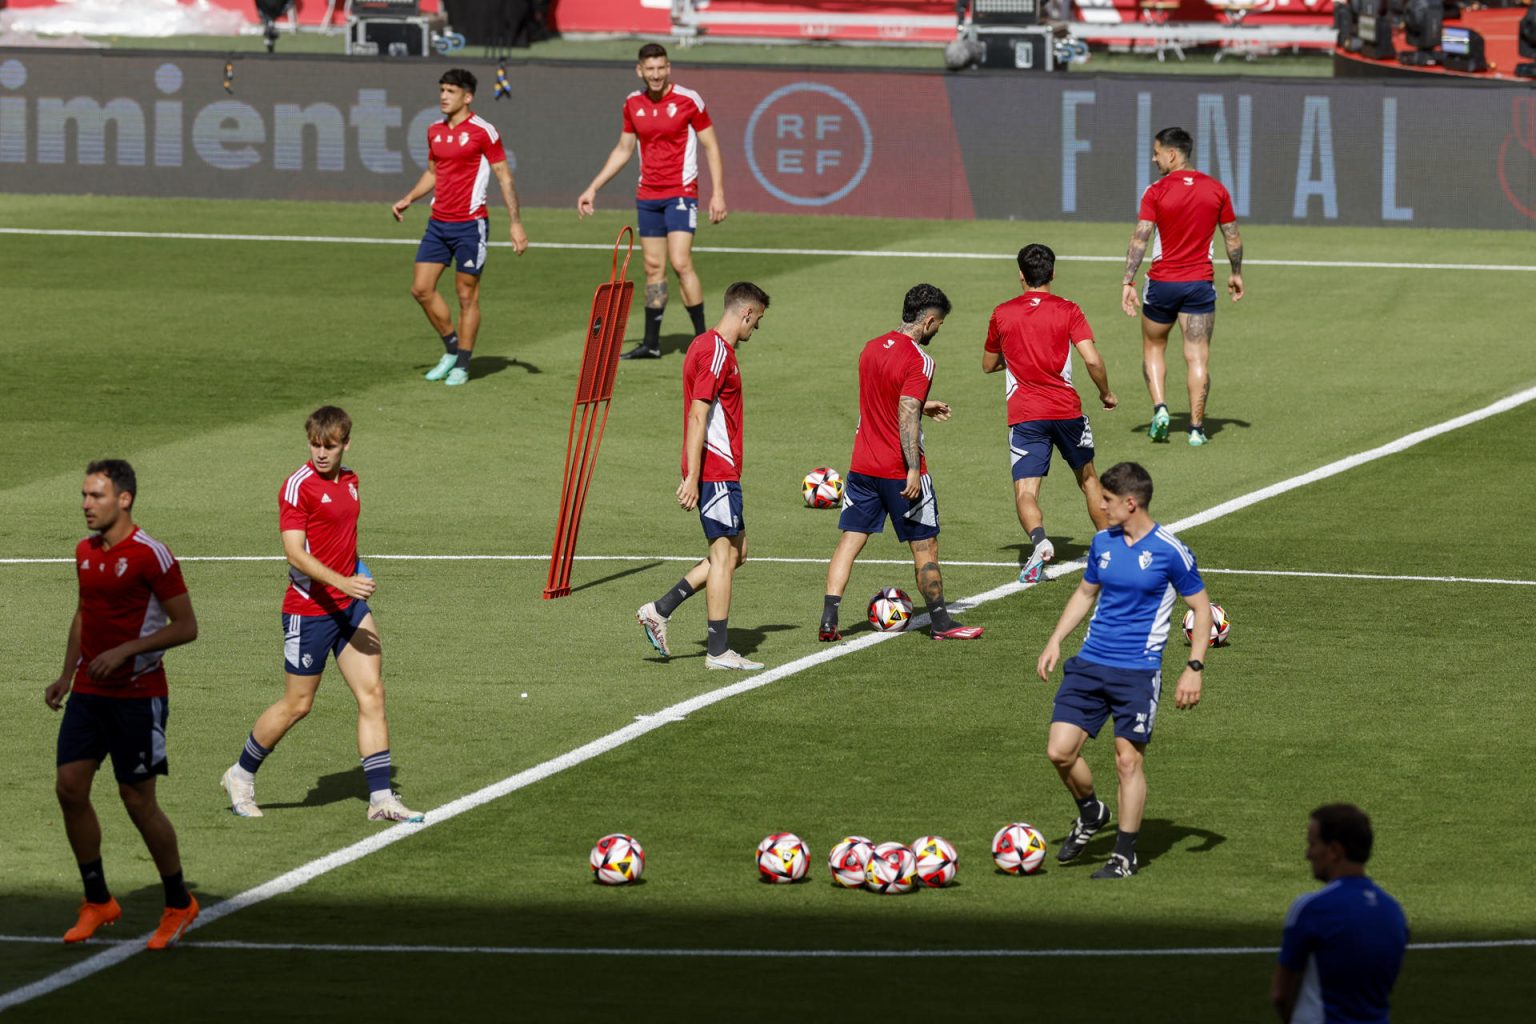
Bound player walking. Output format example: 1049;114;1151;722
1121;126;1244;446
221;407;423;822
818;284;983;642
578;43;727;361
983;243;1117;585
1035;462;1212;878
392;68;529;388
635;282;770;670
46;460;201;948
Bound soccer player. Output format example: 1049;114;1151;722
1272;804;1409;1023
635;282;769;670
220;407;423;822
45;460;200;948
1121;126;1244;447
818;284;983;643
577;43;727;361
983;243;1118;585
392;68;529;388
1035;461;1211;878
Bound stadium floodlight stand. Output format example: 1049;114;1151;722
544;227;637;599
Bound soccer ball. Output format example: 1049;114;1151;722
1182;604;1232;646
757;832;811;884
991;822;1048;876
867;587;914;632
864;842;918;894
802;467;844;509
911;834;959;888
590;833;645;885
828;836;875;889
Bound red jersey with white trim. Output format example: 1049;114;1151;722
427;112;506;223
622;84;713;201
72;527;188;698
680;330;744;481
985;292;1093;424
1138;169;1236;283
279;463;361;616
850;331;934;479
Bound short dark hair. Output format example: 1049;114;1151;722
1100;462;1153;507
1311;803;1374;864
902;283;951;324
439;68;477;94
723;281;770;313
637;43;669;62
1155;126;1193;159
306;406;352;443
86;459;136;507
1018;243;1055;288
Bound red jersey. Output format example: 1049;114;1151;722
680;331;744;482
427;112;506;223
984;292;1093;424
622;84;713;201
279;462;361;616
72;527;188;698
849;331;934;479
1138;169;1236;283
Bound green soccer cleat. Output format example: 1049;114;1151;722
1188;428;1210;447
1149;406;1170;442
424;353;456;381
445;368;469;387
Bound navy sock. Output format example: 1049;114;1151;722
820;594;841;629
1029;527;1047;547
706;619;729;657
1075;793;1101;818
454;348;472;371
441;331;459;354
361;749;392;796
161;870;191;910
79;859;110;904
686;302;706;335
1114;830;1138;858
644;308;663;351
655;578;696;618
237;732;270;775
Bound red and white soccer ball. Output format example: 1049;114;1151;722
757;832;811;884
590;833;646;885
864;842;918;894
991;822;1048;876
911;834;959;888
1182;604;1232;646
828;835;875;889
867;587;914;632
802;467;844;509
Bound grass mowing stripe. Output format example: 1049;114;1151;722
5;385;1534;1012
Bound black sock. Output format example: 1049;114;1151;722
1189;421;1203;432
1075;793;1101;819
706;618;729;657
161;870;191;910
820;594;841;629
927;597;952;630
644;308;663;351
1154;402;1168;413
79;859;110;904
441;331;459;354
686;302;706;335
454;348;471;371
1114;830;1138;858
1029;527;1047;547
654;578;696;618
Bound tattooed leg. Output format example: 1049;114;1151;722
1180;312;1214;426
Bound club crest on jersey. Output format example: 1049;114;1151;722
458;131;470;146
348;483;358;501
667;102;677;117
116;557;128;577
1098;551;1112;570
1138;551;1154;570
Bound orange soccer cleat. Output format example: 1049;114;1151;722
63;898;122;943
146;894;199;950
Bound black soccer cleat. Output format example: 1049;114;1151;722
1056;801;1111;862
1090;852;1138;879
620;343;662;360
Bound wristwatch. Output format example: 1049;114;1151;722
1186;659;1205;671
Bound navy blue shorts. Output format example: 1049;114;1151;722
1142;279;1216;324
637;196;698;237
1010;418;1096;480
838;471;939;543
57;692;169;784
283;599;372;676
698;481;744;540
1051;655;1163;743
415;218;489;275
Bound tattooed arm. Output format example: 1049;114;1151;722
1221;221;1245;301
899;395;924;500
1121;219;1155;316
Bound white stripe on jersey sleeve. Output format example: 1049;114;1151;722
283;465;312;507
710;335;727;377
1152;527;1195;570
468;113;500;144
671;84;706;112
132;530;175;573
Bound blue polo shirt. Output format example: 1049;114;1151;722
1079;523;1204;670
1279;876;1409;1023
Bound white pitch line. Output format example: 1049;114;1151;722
0;228;1532;273
5;384;1536;1012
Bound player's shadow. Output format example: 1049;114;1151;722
658;331;696;357
569;560;665;595
469;355;541;379
1056;816;1226;870
1129;415;1251;439
675;623;798;659
260;770;370;810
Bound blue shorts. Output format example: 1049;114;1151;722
838;471;940;543
1142;279;1216;324
1051;655;1163;743
415;218;489;275
283;599;372;676
699;480;744;540
57;692;169;784
1010;418;1096;480
637;196;698;237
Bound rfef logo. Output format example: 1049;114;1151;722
744;82;872;207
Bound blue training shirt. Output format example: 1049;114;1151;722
1279;876;1409;1024
1079;523;1204;670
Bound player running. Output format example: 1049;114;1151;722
635;282;770;670
983;243;1117;585
392;68;529;388
46;460;201;948
578;43;727;361
1121;126;1244;447
221;407;423;822
1035;462;1212;878
818;284;983;643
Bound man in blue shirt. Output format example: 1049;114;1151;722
1035;461;1213;878
1272;804;1409;1023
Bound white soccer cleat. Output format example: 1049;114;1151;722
220;765;263;818
367;793;425;823
1020;538;1055;585
424;353;457;382
636;602;670;658
706;649;764;671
